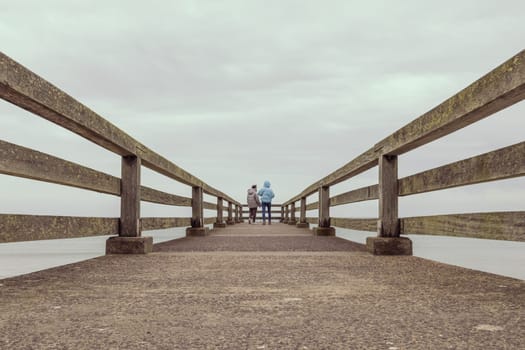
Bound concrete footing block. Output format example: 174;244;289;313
106;236;153;255
287;220;297;225
366;236;413;256
283;219;289;224
313;227;336;236
226;220;235;225
186;227;210;237
296;222;310;229
214;222;227;228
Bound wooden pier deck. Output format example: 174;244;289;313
1;223;523;349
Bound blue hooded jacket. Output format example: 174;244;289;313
257;180;275;204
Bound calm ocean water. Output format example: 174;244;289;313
0;226;523;280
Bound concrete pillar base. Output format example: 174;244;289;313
283;219;289;224
313;227;336;236
106;236;153;255
296;222;310;229
186;227;210;237
214;222;227;228
287;220;297;225
366;236;413;256
226;220;235;225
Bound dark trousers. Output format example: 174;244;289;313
249;207;257;221
262;202;271;222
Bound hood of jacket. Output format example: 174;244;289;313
247;188;256;195
263;180;271;188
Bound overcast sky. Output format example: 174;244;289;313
1;1;524;219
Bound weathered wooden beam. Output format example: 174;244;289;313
399;142;525;196
190;186;204;228
204;217;217;225
120;155;141;237
0;214;118;243
141;217;191;230
331;218;377;232
203;201;217;210
0;139;120;195
378;155;399;237
216;197;224;224
330;185;379;207
141;186;191;206
376;50;525;156
299;197;307;223
401;212;525;242
0;53;240;207
284;50;525;206
0;52;138;156
284;148;380;205
306;202;319;211
0;139;196;207
318;186;331;228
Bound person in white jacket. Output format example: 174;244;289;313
246;184;261;224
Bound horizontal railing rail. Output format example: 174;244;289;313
282;50;525;248
0;52;243;248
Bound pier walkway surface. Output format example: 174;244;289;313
1;223;524;350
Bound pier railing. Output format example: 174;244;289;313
0;52;242;252
283;50;525;251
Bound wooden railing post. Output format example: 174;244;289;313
296;197;310;228
186;186;208;236
280;206;285;222
234;205;240;223
366;155;412;255
227;201;235;225
283;205;289;223
314;186;335;235
106;155;152;254
288;202;297;225
238;205;244;223
214;197;226;228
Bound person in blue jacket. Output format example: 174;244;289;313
257;180;275;225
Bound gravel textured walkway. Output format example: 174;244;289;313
1;223;523;349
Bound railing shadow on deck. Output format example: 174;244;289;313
281;49;525;254
0;51;243;253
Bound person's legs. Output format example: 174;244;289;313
267;203;272;224
251;208;257;223
262;202;267;224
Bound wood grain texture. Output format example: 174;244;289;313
330;185;378;206
399;142;525;196
401;212;525;241
141;217;191;230
378;155;399;237
0;53;240;206
319;186;331;227
376;50;525;156
284;50;525;205
306;202;319;211
331;218;377;232
0;139;120;195
0;53;137;155
0;214;118;243
120;156;141;237
203;201;217;210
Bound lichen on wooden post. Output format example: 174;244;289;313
314;186;335;235
214;197;226;228
296;197;310;228
366;154;412;255
288;202;297;225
